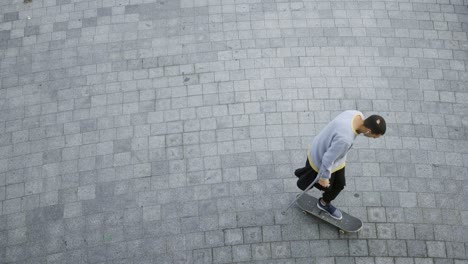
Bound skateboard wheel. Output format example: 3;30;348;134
302;211;308;215
339;230;346;234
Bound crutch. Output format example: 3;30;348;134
281;175;321;215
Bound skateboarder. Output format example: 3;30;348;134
295;110;386;220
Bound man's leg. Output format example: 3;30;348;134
316;167;346;220
321;167;346;203
297;172;318;191
296;159;322;191
294;159;310;178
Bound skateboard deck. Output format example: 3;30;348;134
296;193;363;233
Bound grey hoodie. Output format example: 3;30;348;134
308;110;364;180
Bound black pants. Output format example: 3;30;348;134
295;158;345;203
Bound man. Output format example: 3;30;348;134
295;110;386;220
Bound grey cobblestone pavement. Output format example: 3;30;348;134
0;0;468;263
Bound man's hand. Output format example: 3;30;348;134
318;178;330;188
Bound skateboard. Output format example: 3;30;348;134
295;193;363;234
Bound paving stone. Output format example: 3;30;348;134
445;242;466;259
368;240;388;256
224;228;243;245
252;243;271;260
26;205;64;225
329;240;350;256
349;240;369;256
193;249;212;264
359;223;377;239
336;257;356;264
309;240;330;256
24;26;41;37
435;259;454;264
1;0;466;262
368;207;387;222
376;224;396;239
205;230;224;247
262;225;282;242
395;224;415;240
4;12;19;22
6;183;24;199
386;208;405;223
387;240;408;257
0;30;11;41
414;224;434;240
426;241;447;258
407;240;428;257
356;257;378;264
394;258;416;264
232;244;251;262
290;241;312;258
271;241;291;258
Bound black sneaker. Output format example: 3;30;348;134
317;198;343;220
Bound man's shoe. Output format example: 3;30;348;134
317;199;343;220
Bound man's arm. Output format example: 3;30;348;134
317;139;350;185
